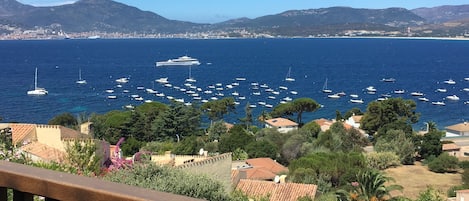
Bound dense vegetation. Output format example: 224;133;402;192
1;97;464;200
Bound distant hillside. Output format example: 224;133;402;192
0;0;204;33
213;7;425;36
412;5;469;23
2;0;469;37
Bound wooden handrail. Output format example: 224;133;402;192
0;161;203;201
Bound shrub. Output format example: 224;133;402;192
447;185;468;197
428;153;459;173
365;151;400;170
104;163;229;200
460;160;469;169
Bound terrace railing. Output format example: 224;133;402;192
0;161;203;201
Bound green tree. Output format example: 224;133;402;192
172;135;205;155
374;129;416;165
207;120;228;141
232;148;248;160
280;133;307;164
291;98;321;125
48;112;78;128
90;110;132;143
201;97;236;121
343;107;364;120
245;140;278;159
416;129;443;160
289;152;366;188
299;121;321;142
270;98;320;125
360;98;419;136
351;169;402;201
120;137;144;156
239;103;253;129
314;122;367;153
152;102;201;142
219;125;255;153
64;139;102;175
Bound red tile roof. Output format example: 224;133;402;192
265;118;298;127
10;124;36;145
442;143;460;151
246;158;288;175
446;122;469;132
313;118;353;131
236;179;317;201
21;141;66;162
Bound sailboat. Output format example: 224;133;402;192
285;67;295;82
185;66;196;82
322;78;332;93
76;68;87;84
27;68;48;95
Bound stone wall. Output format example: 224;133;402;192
178;153;233;193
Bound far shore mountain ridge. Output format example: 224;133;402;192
1;0;469;37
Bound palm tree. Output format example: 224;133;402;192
353;169;402;201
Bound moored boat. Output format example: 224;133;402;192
156;55;200;67
446;95;460;101
410;92;424;96
350;99;364;104
27;68;48;96
443;79;456;85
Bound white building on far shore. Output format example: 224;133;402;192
264;118;298;133
445;122;469;137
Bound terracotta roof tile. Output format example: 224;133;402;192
446;122;469;132
245;167;278;180
236;179;317;201
457;189;469;193
10;123;36;145
265;118;298;127
21;142;66;162
313;118;354;131
443;143;460;151
246;158;288;175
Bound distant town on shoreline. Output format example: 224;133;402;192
2;0;469;40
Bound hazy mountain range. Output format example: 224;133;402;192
1;0;469;37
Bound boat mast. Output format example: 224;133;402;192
34;67;38;90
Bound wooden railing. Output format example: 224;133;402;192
0;161;203;201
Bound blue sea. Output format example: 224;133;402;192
1;38;469;130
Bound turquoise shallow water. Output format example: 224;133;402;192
0;38;468;130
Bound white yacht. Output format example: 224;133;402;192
156;56;200;67
350;99;364;104
285;67;295;82
394;89;405;94
328;93;341;99
27;68;48;96
436;88;447;93
76;69;87;84
443;79;456;85
446;95;460;101
366;86;377;92
155;77;169;84
418;97;429;102
410;92;424;96
432;101;446;106
115;77;129;83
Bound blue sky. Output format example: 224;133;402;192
17;0;469;23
